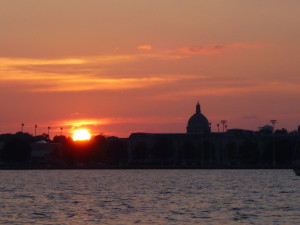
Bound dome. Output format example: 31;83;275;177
186;102;210;134
261;125;273;132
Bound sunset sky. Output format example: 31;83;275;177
1;1;300;137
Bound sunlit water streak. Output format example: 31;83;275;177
0;170;299;224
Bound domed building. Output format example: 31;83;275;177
186;102;211;134
260;125;274;134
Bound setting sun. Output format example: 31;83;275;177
72;129;91;141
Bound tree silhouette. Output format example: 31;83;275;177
1;138;31;163
99;138;128;165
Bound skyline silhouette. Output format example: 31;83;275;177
1;102;299;139
0;1;299;137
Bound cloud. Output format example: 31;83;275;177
0;56;203;92
0;57;86;67
0;42;271;94
58;116;187;130
59;118;110;127
36;75;200;92
0;55;145;73
165;43;270;55
0;55;182;92
137;45;152;51
151;80;300;100
168;46;223;55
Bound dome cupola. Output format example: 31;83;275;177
187;102;210;134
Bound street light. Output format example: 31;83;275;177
35;124;38;136
270;120;277;133
21;123;24;133
220;120;227;132
48;126;51;138
217;123;220;133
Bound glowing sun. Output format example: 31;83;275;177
72;129;91;141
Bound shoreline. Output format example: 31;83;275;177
0;164;294;170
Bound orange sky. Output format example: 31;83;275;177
0;1;300;137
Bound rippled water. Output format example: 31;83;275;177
0;169;299;224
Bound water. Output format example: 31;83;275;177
0;170;299;224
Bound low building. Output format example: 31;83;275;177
30;140;62;165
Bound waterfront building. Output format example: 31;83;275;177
31;140;62;165
127;102;216;165
127;102;298;166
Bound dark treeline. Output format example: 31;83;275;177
0;132;127;167
0;132;49;163
52;135;127;166
0;130;300;169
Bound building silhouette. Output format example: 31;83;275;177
126;102;300;167
1;102;299;168
186;102;210;134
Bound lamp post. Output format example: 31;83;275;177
220;120;227;132
34;125;38;136
217;123;220;133
270;120;277;133
60;127;63;136
48;126;51;138
21;123;24;133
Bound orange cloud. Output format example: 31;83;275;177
137;45;152;51
0;57;86;68
31;76;198;92
0;55;191;92
59;118;110;127
56;115;188;128
0;62;202;92
165;43;271;55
